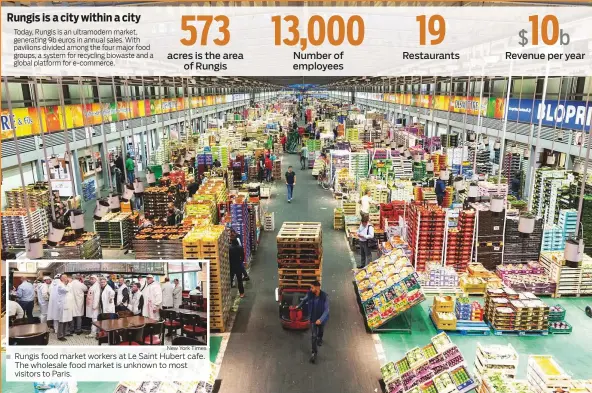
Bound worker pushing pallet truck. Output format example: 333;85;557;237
275;222;323;330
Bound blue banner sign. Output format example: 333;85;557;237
506;98;592;132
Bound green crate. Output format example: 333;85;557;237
548;306;566;321
548;321;572;334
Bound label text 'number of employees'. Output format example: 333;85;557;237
272;15;364;51
180;15;230;46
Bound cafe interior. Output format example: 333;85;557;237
4;261;208;346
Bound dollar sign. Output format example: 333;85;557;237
518;29;529;47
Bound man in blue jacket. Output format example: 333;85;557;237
297;280;329;364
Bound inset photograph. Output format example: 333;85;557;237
7;260;208;346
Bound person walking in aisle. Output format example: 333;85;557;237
285;166;296;203
265;155;273;182
435;177;447;207
297;281;329;364
36;276;51;325
281;134;287;152
356;214;374;269
161;278;174;310
300;143;308;170
16;276;35;322
70;274;87;335
229;239;246;298
125;154;135;184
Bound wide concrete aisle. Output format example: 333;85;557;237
217;153;382;393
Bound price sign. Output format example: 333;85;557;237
271;15;365;51
180;15;230;46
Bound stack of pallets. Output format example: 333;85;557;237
277;222;322;289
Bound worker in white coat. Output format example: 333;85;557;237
98;277;116;314
172;278;183;308
161;277;174;309
47;274;61;331
36;276;52;325
70;274;88;335
49;274;73;341
142;274;162;320
86;275;101;338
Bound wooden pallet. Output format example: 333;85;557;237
277;243;321;250
429;312;490;336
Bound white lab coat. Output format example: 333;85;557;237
63;282;75;323
142;281;162;320
172;284;183;308
9;300;24;319
47;281;72;323
36;283;50;315
86;282;101;319
128;291;143;315
162;282;174;308
71;280;88;317
99;285;116;314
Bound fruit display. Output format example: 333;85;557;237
381;334;476;393
355;252;425;329
484;288;550;333
450;366;474;391
434;372;457;393
93;212;138;249
406;203;447;271
41;232;102;260
432;332;453;353
474;344;519;380
420;264;460;289
1;207;49;247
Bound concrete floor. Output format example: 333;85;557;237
216;152;383;393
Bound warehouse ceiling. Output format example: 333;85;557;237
4;76;535;91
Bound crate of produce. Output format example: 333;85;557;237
547;321;572;334
433;295;455;313
431;309;458;331
548;305;566;321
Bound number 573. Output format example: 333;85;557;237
180;15;230;46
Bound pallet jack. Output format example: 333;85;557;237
276;287;310;330
586;305;592;318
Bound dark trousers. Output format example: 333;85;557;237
71;316;82;333
359;241;371;268
19;300;34;322
311;323;325;354
231;271;244;294
300;156;306;170
437;194;444;206
57;321;69;339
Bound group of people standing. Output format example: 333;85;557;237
11;272;192;343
